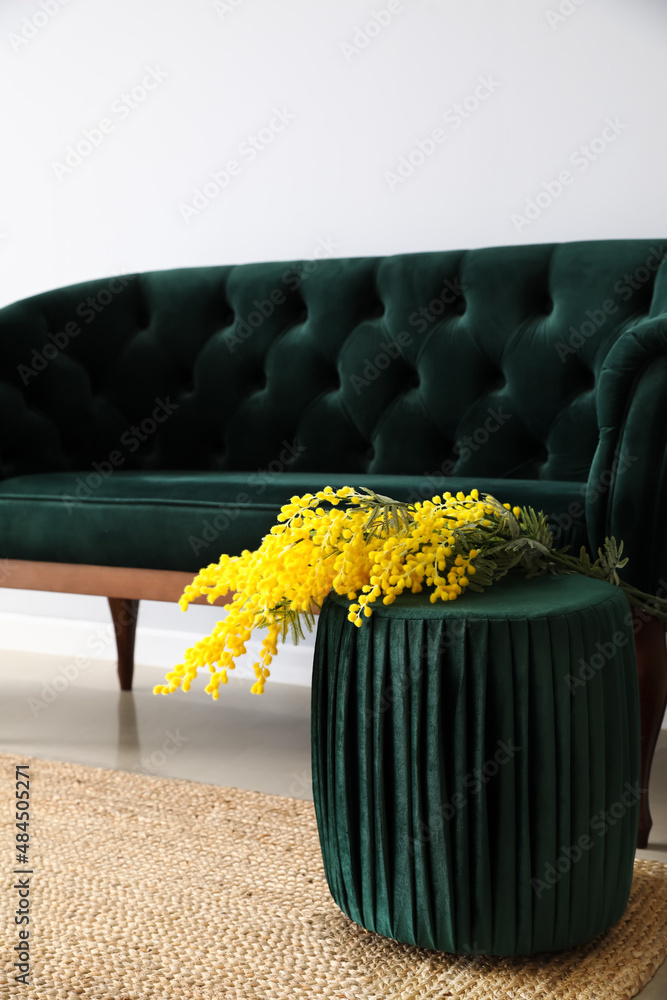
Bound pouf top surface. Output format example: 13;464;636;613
327;571;625;620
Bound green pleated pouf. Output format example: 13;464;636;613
311;572;640;956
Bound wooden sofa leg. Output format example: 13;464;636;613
108;597;139;692
633;609;667;849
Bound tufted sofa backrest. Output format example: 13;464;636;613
1;239;666;482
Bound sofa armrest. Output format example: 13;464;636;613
588;314;667;593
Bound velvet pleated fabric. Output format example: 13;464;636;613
311;573;640;955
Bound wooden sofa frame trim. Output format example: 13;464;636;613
0;559;233;692
0;558;228;604
3;559;665;851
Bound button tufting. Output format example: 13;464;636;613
20;253;628;494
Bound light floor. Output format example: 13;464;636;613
1;648;666;997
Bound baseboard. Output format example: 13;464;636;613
1;612;664;725
0;611;314;688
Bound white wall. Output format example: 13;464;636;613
0;592;316;688
1;0;667;311
1;0;666;697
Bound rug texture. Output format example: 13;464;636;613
1;753;666;999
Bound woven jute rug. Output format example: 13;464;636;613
1;754;666;999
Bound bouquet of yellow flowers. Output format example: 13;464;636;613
155;487;667;700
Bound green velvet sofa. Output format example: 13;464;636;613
1;238;666;846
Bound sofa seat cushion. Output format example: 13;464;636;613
0;472;589;573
